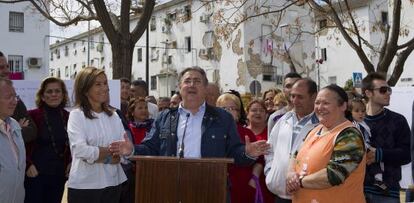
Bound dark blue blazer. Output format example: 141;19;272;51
134;104;255;166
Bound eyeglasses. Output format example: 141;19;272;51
372;86;392;94
221;106;238;112
0;94;19;101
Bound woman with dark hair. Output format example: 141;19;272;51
25;77;71;203
286;84;366;203
67;67;133;203
246;99;274;203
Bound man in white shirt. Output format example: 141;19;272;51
265;78;319;203
267;72;302;135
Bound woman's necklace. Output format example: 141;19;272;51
43;108;68;158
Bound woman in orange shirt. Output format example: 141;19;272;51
286;84;366;203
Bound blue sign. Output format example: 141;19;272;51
352;72;363;88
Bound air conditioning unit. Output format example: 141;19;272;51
200;14;210;23
199;49;208;56
162;26;171;33
27;57;42;68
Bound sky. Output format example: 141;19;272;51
49;0;171;44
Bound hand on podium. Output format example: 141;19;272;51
109;133;134;156
245;136;270;158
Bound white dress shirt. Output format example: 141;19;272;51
176;102;206;158
67;108;127;189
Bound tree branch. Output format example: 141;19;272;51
309;0;374;73
131;0;155;43
377;0;401;73
94;0;118;44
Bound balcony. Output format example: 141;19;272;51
9;72;24;80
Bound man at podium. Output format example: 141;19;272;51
111;66;269;164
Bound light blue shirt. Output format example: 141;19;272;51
177;102;206;158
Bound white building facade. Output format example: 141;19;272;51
316;0;414;87
49;0;315;97
0;2;50;80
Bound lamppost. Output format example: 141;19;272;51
279;24;288;79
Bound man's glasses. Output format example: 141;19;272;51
372;86;392;94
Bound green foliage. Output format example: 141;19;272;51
343;78;354;91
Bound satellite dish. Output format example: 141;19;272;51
249;80;262;96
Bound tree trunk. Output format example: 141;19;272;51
112;40;134;79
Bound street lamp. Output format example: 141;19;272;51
279;24;289;78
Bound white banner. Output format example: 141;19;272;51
13;80;121;110
389;87;414;188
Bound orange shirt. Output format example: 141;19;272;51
293;121;366;203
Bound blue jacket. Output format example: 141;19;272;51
364;108;411;197
134;104;255;166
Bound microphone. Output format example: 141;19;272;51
178;113;190;158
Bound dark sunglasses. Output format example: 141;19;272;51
372;86;392;94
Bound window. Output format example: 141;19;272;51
263;75;273;81
150;16;156;31
55;49;61;59
65;46;69;56
151;76;157;90
168;55;173;64
185;37;191;52
9;12;24;32
275;75;283;85
319;19;327;29
73;42;77;48
328;76;337;84
184;5;191;19
90;37;95;48
8;55;23;72
321;48;327;61
381;11;388;25
65;66;69;77
167;12;176;21
137;48;143;62
262;65;275;82
50;52;54;61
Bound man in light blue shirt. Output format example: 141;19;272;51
133;66;270;163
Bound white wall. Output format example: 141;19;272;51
0;2;49;80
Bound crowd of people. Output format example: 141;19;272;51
0;49;413;203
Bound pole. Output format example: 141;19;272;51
316;34;320;90
87;20;90;66
146;24;150;92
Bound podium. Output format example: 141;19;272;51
131;156;233;203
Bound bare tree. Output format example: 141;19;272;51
208;0;414;86
1;0;156;79
309;0;414;85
